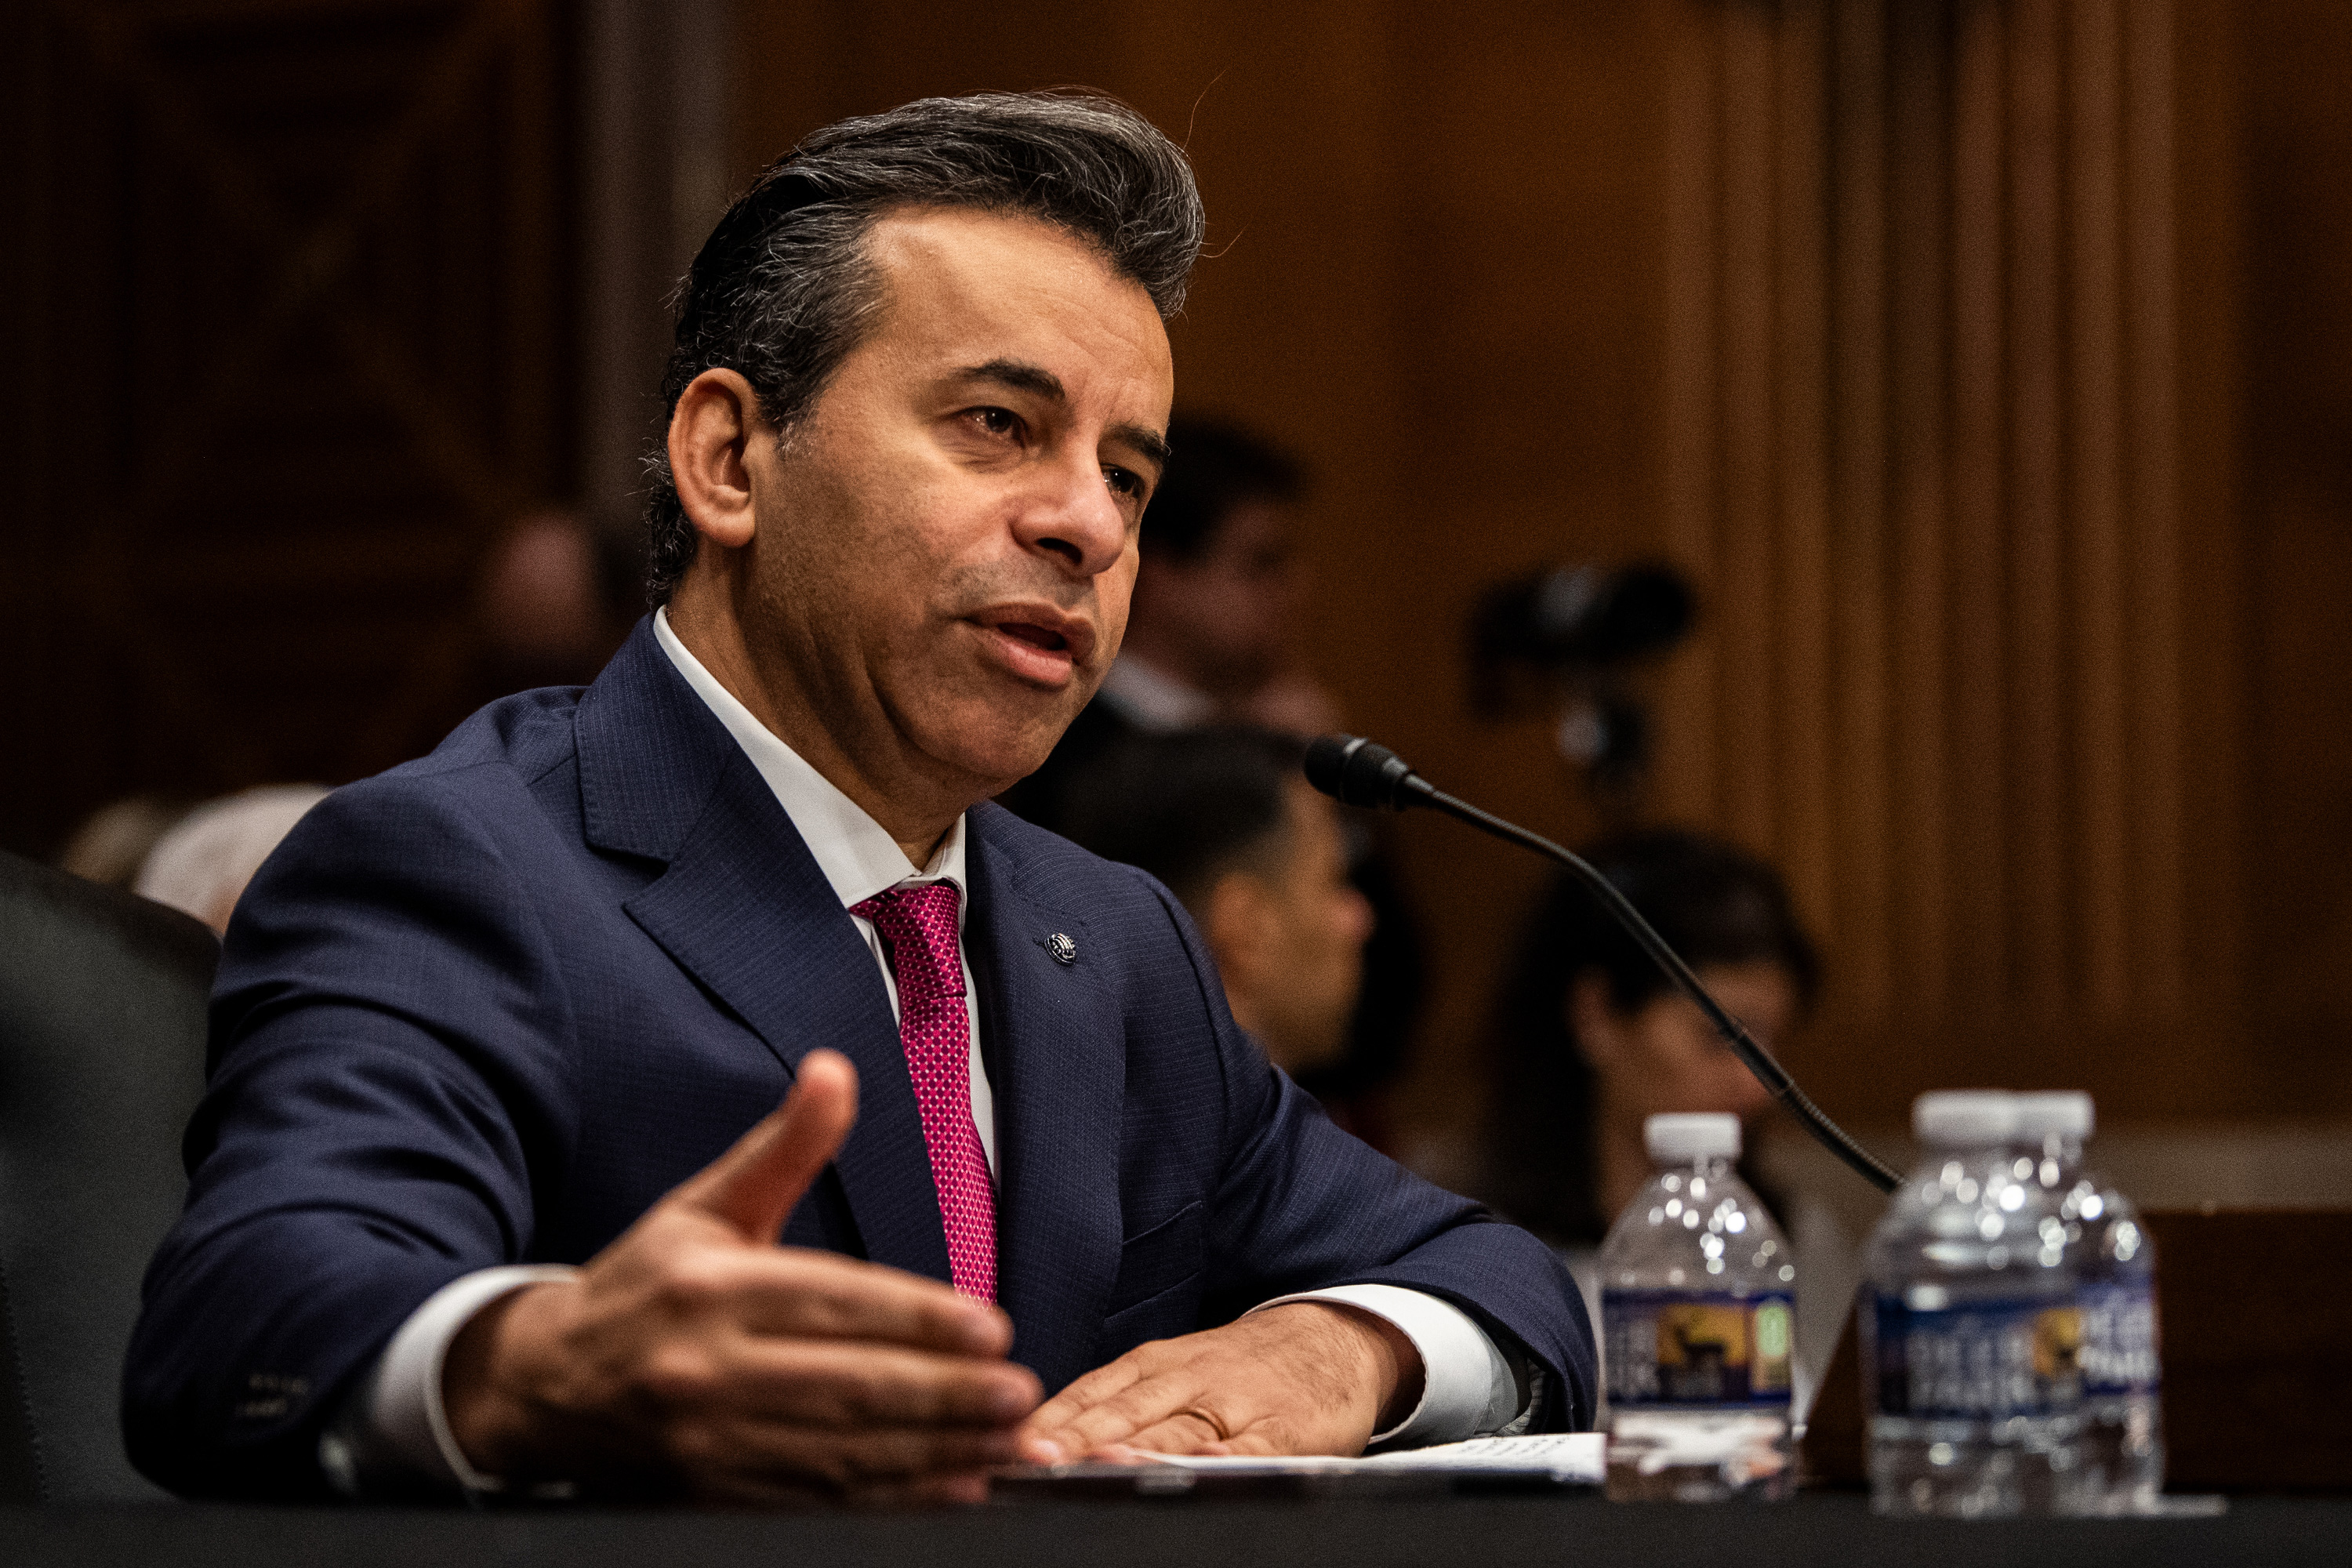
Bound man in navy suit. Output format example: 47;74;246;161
123;91;1595;1504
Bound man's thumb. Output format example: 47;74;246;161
673;1049;859;1242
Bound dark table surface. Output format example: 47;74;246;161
4;1490;2347;1568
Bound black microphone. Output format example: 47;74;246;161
1305;735;1901;1194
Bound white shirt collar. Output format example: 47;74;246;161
1094;653;1216;732
652;607;967;913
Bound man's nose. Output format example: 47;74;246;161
1012;452;1128;577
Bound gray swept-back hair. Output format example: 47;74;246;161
642;89;1206;603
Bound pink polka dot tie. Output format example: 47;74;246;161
850;883;996;1301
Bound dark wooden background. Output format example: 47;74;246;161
5;0;2346;1151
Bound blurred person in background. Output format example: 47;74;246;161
1001;416;1331;827
1104;418;1337;735
131;785;332;935
56;797;194;889
1475;829;1820;1320
384;508;642;773
1058;728;1373;1081
1004;419;1423;1138
57;513;622;906
470;509;637;695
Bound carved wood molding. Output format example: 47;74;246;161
29;0;563;786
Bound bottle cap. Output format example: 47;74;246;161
1646;1112;1741;1163
2013;1091;2094;1139
1912;1090;2019;1146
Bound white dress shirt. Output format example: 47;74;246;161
323;609;1526;1494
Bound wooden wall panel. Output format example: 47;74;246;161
2238;0;2352;1106
1652;0;2255;1120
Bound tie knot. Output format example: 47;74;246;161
851;883;964;996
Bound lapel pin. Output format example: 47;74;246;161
1044;931;1078;966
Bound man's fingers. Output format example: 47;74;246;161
1102;1410;1231;1457
1025;1368;1207;1460
1018;1315;1380;1463
698;1338;1041;1430
672;1049;858;1241
720;1249;1012;1357
1020;1347;1154;1443
1122;1417;1299;1458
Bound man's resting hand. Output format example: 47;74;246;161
441;1051;1044;1503
1019;1302;1425;1461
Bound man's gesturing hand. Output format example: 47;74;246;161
1020;1302;1425;1461
441;1051;1040;1503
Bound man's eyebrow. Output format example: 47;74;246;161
953;359;1170;474
1109;421;1171;474
955;358;1065;401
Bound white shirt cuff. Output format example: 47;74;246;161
1247;1283;1526;1449
319;1264;579;1497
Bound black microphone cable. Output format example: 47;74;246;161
1305;734;1901;1195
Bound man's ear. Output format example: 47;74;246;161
668;368;765;550
1567;972;1627;1073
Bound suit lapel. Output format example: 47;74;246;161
967;806;1125;1392
579;621;953;1285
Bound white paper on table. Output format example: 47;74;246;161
1135;1432;1605;1484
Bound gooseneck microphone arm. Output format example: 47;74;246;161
1306;735;1902;1196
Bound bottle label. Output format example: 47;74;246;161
1602;1290;1794;1408
1870;1292;2084;1418
2078;1282;2161;1395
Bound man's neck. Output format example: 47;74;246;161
661;600;958;868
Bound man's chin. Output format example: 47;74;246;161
917;710;1076;800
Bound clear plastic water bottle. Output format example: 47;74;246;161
1599;1113;1797;1502
2015;1091;2164;1514
1864;1091;2085;1516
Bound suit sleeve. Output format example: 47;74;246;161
122;770;579;1500
1127;871;1599;1432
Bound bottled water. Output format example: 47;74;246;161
2016;1091;2164;1514
1599;1113;1796;1501
1864;1091;2084;1516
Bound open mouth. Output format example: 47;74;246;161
994;622;1069;654
974;609;1091;688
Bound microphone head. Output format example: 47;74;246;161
1303;735;1428;811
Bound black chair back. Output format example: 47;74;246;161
0;849;215;1502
